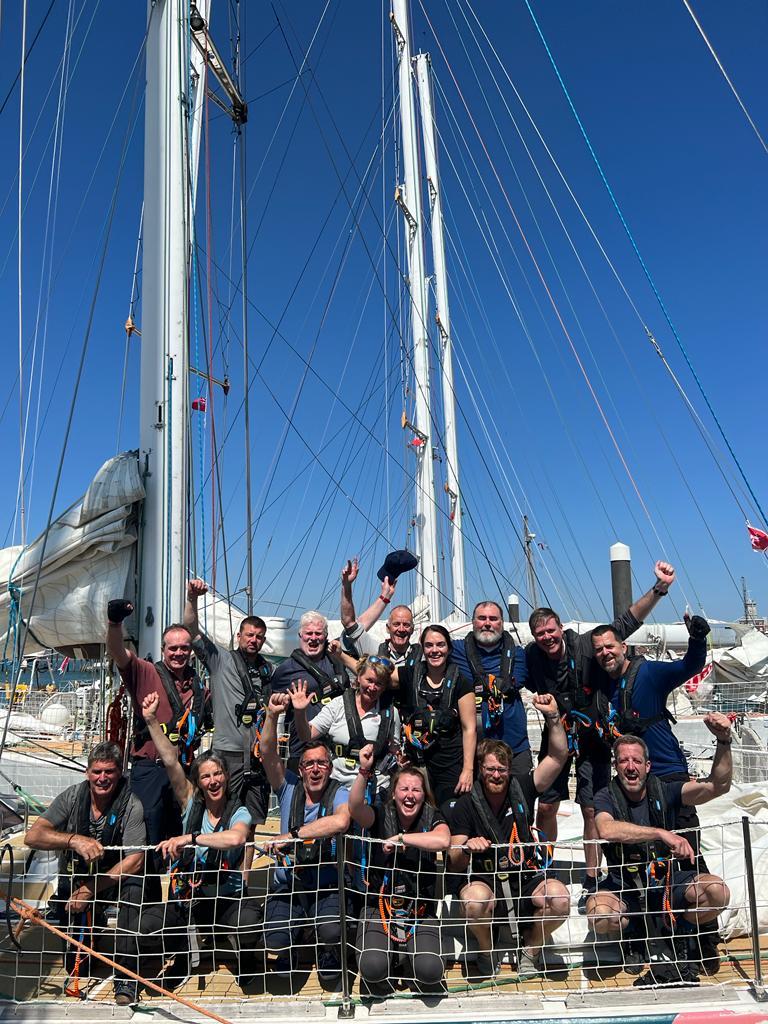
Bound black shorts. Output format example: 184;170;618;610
599;867;698;913
466;870;546;924
537;747;610;807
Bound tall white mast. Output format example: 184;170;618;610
391;0;440;620
138;0;199;658
415;53;466;616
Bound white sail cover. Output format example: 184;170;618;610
0;452;143;656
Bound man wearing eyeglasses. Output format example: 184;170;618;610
106;601;206;868
445;693;569;980
259;692;351;990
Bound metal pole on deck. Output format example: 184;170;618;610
336;839;355;1017
742;815;767;999
610;542;633;621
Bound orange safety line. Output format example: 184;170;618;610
7;892;234;1024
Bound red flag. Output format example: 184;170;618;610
192;396;207;412
747;525;768;551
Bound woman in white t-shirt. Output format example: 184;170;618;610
139;693;262;989
291;655;401;790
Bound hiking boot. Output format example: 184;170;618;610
317;951;342;991
114;979;138;1006
473;951;500;979
577;875;599;915
690;929;722;975
516;947;543;979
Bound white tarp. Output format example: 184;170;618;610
0;452;143;656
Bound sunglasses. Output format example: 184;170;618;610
366;655;393;669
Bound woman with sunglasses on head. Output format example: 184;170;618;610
137;693;262;990
349;743;450;994
291;655;402;792
398;624;476;807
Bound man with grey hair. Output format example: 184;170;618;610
25;742;147;1005
270;611;350;771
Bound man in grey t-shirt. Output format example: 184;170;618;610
25;742;146;1005
184;579;272;823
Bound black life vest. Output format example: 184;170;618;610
131;662;209;768
333;687;395;769
466;777;534;882
536;632;616;750
231;650;271;776
614;656;675;736
290;649;348;704
370;801;441;901
604;774;669;877
464;631;517;706
67;778;131;878
403;663;461;756
171;793;242;899
378;640;422;670
288;778;343;866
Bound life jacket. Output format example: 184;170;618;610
464;631;517;727
333;687;395;771
540;633;618;753
170;793;242;900
402;663;461;757
604;774;669;879
132;662;208;768
613;656;675;736
231;650;271;777
374;800;441;902
288;778;343;867
290;649;348;704
378;640;422;670
67;778;131;880
466;777;535;880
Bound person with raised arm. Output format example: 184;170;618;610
290;655;401;792
25;743;146;1005
184;578;272;825
588;716;732;985
105;600;209;862
444;694;570;980
348;743;450;994
259;691;351;991
525;559;677;910
137;693;261;990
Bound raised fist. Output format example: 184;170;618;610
685;614;711;640
108;599;133;625
187;579;208;599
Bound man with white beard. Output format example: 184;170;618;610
450;602;532;774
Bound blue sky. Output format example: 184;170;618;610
0;1;765;626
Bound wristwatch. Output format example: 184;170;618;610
290;825;301;839
190;831;200;845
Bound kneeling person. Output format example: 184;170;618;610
260;693;351;990
445;694;570;979
589;715;732;984
25;743;146;1006
349;744;450;994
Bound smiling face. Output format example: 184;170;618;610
392;770;425;820
237;623;266;658
614;742;650;799
479;753;511;800
532;615;564;661
422;629;449;672
298;745;333;800
386;606;414;652
592;630;629;679
86;760;121;803
299;619;327;659
197;758;228;804
161;627;193;674
472;603;503;647
357;666;387;707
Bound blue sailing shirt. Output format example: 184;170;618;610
271;774;349;892
609;637;706;777
450;637;530;752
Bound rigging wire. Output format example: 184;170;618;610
15;0;29;547
0;0;59;119
522;0;768;531
117;207;143;454
680;0;768;156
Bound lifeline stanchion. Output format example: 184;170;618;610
336;839;355;1018
742;815;767;1000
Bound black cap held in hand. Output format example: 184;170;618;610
688;614;711;640
376;549;419;583
108;599;134;625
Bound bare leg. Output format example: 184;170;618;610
536;801;559;844
582;806;602;878
459;881;495;954
520;878;570;954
